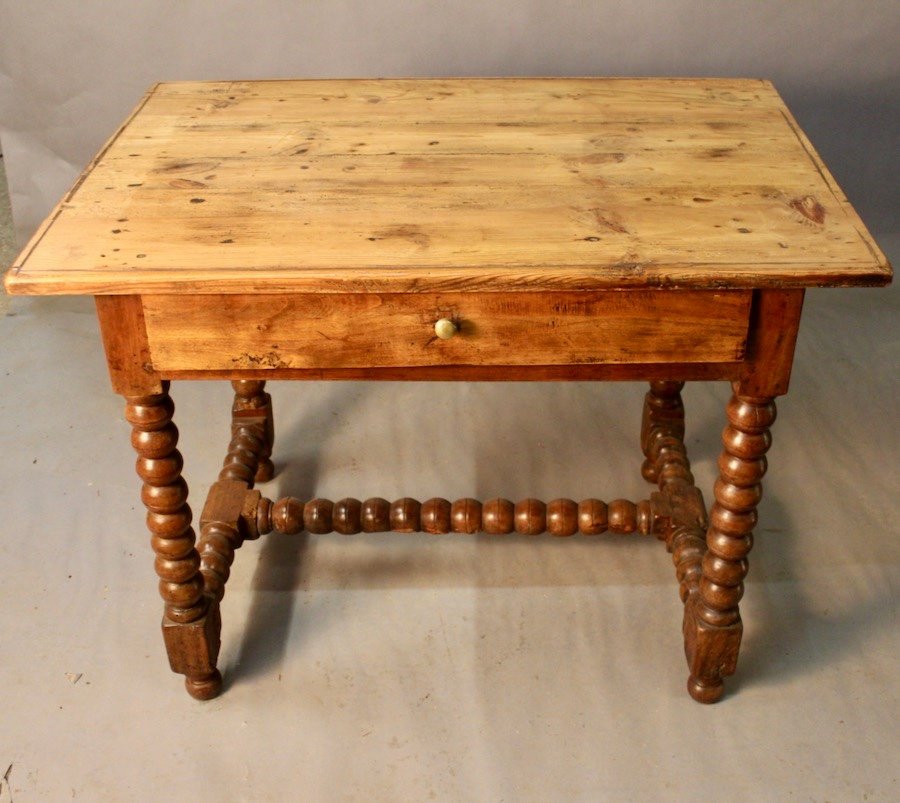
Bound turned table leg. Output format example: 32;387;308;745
226;380;275;484
125;381;223;700
641;380;686;484
683;387;776;702
195;379;276;603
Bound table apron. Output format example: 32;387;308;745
140;290;751;373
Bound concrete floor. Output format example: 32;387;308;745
0;169;897;798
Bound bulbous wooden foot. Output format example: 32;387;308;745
687;674;724;704
185;669;223;700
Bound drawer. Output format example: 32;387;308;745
141;290;751;372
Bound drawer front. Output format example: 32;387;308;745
142;290;750;372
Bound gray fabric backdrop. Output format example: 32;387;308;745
0;1;897;247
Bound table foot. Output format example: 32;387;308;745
185;670;224;700
686;675;725;704
162;602;222;695
682;596;740;703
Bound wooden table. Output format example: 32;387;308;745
5;78;891;703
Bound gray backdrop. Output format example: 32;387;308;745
0;0;897;246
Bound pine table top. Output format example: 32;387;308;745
4;77;891;295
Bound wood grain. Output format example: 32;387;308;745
739;289;805;397
157;363;743;382
141;290;751;371
4;78;890;296
95;295;162;395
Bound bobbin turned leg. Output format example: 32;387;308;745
229;380;275;483
195;380;275;608
125;381;223;700
683;388;776;703
641;380;686;483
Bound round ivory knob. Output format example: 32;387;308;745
434;318;458;340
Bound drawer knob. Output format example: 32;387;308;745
434;318;458;340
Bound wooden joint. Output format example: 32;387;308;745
240;489;263;541
198;479;259;603
232;408;269;425
663;485;708;530
200;480;248;532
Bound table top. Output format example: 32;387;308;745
4;78;890;296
